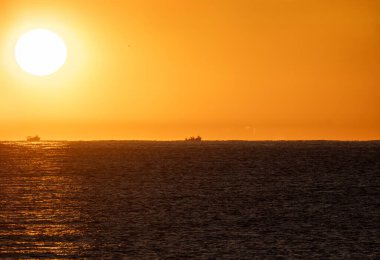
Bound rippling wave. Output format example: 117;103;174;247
0;141;379;258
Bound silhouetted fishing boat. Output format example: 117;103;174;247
26;135;41;142
185;136;202;142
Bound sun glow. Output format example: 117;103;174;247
15;29;67;76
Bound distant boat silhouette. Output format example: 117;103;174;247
26;135;41;142
185;136;202;142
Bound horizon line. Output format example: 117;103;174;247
1;139;379;142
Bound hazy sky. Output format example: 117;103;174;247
1;0;379;140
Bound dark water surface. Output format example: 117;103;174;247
0;141;379;258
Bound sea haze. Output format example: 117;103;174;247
0;141;379;258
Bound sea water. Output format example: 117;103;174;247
0;141;379;258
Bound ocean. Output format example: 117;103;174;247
0;141;379;258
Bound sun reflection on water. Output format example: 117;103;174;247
0;141;90;257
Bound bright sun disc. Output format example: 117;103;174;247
15;29;67;76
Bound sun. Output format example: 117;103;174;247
15;29;67;76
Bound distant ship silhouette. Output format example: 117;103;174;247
185;136;202;142
26;135;41;142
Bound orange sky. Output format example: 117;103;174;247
1;0;379;140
